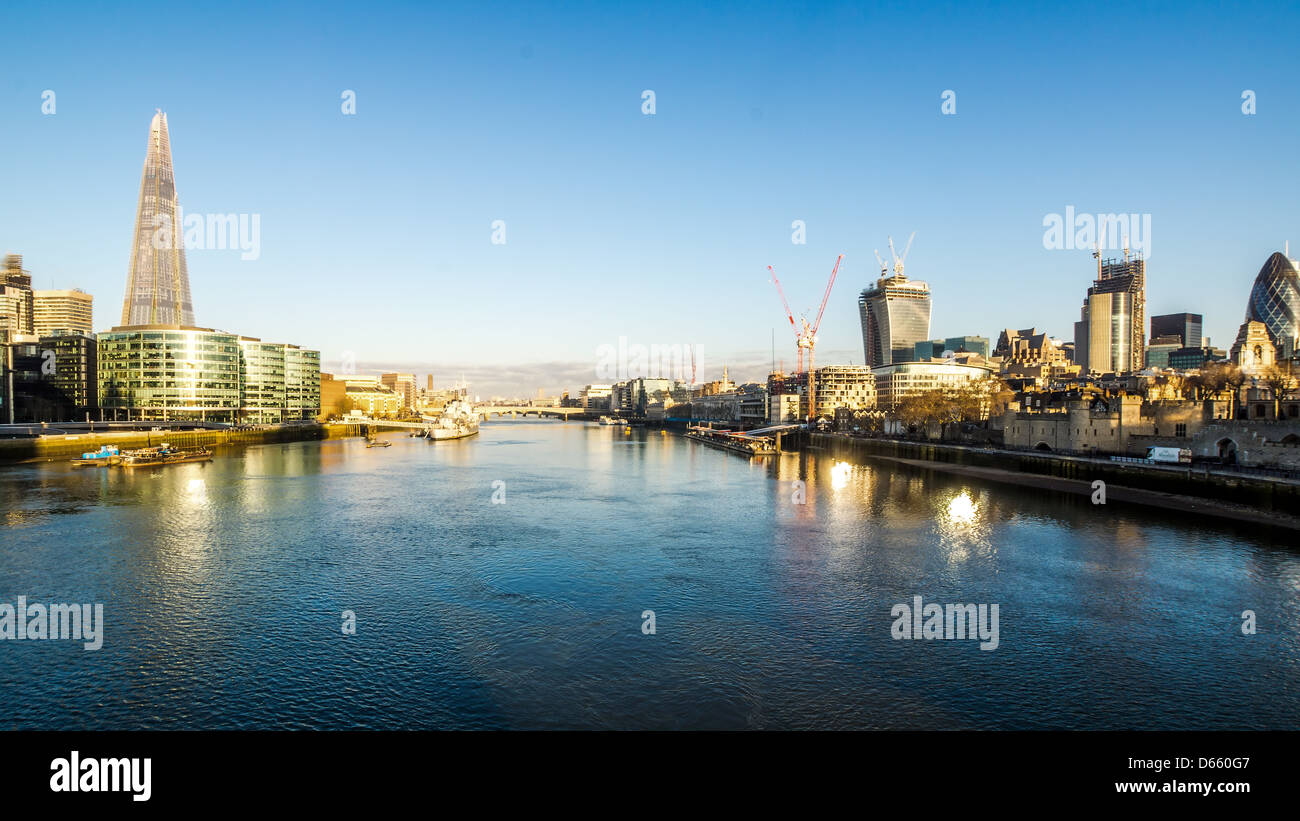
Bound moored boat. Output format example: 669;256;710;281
71;445;120;467
117;444;214;467
426;400;479;441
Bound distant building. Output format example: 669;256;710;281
0;254;35;338
1230;320;1276;374
380;373;417;411
859;264;932;368
697;366;736;396
809;365;875;419
1145;335;1183;369
994;328;1067;365
871;360;994;410
1168;346;1228;370
1074;256;1146;374
1238;251;1300;359
33;289;93;337
121;112;195;326
1150;312;1202;349
580;384;612;410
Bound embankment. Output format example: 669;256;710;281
810;433;1300;530
0;423;384;464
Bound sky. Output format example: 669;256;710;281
2;0;1298;397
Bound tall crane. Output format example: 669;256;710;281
805;254;843;425
767;254;844;424
767;265;804;373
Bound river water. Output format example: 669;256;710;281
1;420;1296;729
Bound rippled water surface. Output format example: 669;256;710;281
1;421;1297;729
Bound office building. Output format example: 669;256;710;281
1168;346;1227;370
859;265;932;368
238;338;288;424
1;254;35;338
1145;336;1183;369
1237;250;1300;360
33;289;94;337
1074;255;1146;374
98;326;241;422
121;111;196;326
380;373;417;411
1150;313;1202;349
871;360;995;411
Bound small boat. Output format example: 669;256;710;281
71;445;120;467
597;416;629;426
365;438;391;448
117;444;213;468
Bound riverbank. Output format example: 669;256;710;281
0;422;393;464
811;433;1300;531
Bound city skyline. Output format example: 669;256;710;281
2;0;1298;397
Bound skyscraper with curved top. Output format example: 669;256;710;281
1235;251;1300;360
858;270;932;368
120;111;195;327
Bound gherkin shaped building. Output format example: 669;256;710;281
1240;251;1300;359
120;111;195;327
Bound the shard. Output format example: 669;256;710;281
120;110;195;326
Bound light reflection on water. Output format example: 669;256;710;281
0;421;1297;730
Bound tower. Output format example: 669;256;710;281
1074;255;1145;374
858;237;930;368
121;111;195;327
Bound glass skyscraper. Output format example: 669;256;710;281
121;111;195;327
1073;256;1146;374
858;272;932;368
1238;251;1300;359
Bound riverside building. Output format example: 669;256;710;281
97;327;319;423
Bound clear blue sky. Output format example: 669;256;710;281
2;0;1298;396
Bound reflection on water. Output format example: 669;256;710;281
1;422;1298;730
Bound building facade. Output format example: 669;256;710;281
98;326;241;422
380;373;417;411
859;272;932;368
33;289;94;337
1150;312;1202;349
871;360;995;410
1074;256;1146;374
809;365;875;418
238;338;287;424
1238;251;1300;360
121;111;196;327
0;254;35;338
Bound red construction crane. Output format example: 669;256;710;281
805;255;843;425
767;265;803;373
766;255;844;424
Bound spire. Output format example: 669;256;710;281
121;111;195;326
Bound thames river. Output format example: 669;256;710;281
1;420;1297;730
